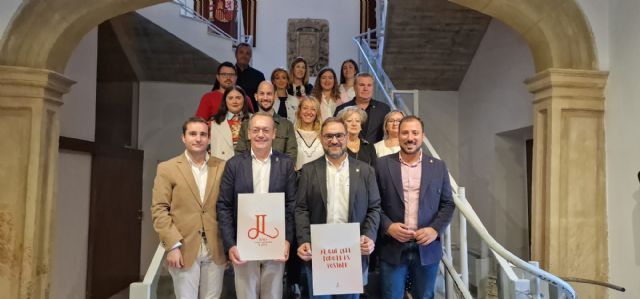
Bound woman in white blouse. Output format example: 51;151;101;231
310;67;348;121
338;59;359;100
209;86;250;160
271;67;298;125
294;97;324;170
374;110;405;157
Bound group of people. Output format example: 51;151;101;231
151;43;455;299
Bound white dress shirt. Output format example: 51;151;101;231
325;156;350;224
185;150;209;202
251;149;272;194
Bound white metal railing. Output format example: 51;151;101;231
130;244;166;299
353;30;577;299
173;0;252;45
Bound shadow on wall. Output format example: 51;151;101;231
634;172;640;265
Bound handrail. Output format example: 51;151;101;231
441;256;473;298
560;277;626;292
353;29;577;299
130;244;166;299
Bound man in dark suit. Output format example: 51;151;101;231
374;115;455;299
296;117;381;299
217;112;297;299
334;73;390;144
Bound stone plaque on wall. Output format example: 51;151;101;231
287;19;329;77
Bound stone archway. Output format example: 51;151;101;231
449;1;608;298
0;0;608;298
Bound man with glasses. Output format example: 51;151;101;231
217;112;297;299
374;116;455;299
235;80;297;161
196;61;255;121
295;117;381;298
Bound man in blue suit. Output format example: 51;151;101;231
217;112;297;299
374;115;455;299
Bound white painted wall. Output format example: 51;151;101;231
60;29;97;141
575;0;610;70
418;90;459;179
605;1;640;298
457;19;535;257
0;0;21;41
138;2;235;64
51;151;91;299
252;0;360;79
137;81;211;274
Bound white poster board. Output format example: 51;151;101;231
237;193;285;261
311;223;363;295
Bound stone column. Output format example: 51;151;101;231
525;68;608;299
0;65;74;298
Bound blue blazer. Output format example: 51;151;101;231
216;150;297;254
375;153;455;266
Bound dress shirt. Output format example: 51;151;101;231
251;149;272;194
399;152;423;231
184;150;209;202
326;156;350;224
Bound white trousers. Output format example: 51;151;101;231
168;240;225;299
233;260;285;299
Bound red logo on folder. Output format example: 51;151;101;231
248;214;279;240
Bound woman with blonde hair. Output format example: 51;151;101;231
337;106;377;167
311;67;348;121
294;97;324;170
287;57;313;99
374;110;405;157
270;67;298;124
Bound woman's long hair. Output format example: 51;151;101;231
289;57;309;86
311;67;340;102
339;59;359;84
213;86;249;124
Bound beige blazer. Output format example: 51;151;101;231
210;120;235;161
151;153;226;268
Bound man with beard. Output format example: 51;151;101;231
217;112;297;299
295;117;381;298
374;116;455;299
235;80;297;160
196;61;255;120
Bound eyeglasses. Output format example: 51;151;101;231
249;127;273;134
387;120;402;124
322;133;346;141
218;73;237;78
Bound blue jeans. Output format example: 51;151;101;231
303;263;363;299
379;244;439;299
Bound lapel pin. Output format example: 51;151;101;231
429;159;434;164
356;168;360;172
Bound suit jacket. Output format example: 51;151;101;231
295;156;381;267
334;98;391;144
234;112;298;161
216;150;297;254
210;120;235;161
151;153;226;268
375;153;455;266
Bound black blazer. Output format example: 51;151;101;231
334;98;391;144
216;151;297;253
347;139;377;168
295;156;381;268
375;153;455;266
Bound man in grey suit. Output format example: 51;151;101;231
374;115;455;299
295;117;381;299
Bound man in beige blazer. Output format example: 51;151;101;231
152;116;227;299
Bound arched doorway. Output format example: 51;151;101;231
0;0;608;298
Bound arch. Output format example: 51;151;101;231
0;0;166;72
449;0;598;71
